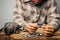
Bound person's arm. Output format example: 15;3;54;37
47;0;60;31
13;0;27;31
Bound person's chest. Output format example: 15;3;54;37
21;1;49;24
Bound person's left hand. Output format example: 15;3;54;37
42;24;55;36
26;23;38;34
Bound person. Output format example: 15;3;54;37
13;0;60;36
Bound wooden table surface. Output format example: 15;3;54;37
0;29;60;40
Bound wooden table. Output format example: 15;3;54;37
0;29;60;40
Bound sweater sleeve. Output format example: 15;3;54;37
47;0;60;30
13;0;27;31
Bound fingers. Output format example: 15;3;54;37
26;23;38;34
44;31;53;36
26;26;36;34
27;25;37;30
42;24;54;32
42;24;55;36
42;24;47;29
44;31;52;34
28;23;38;28
44;28;54;32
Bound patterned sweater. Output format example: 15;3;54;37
13;0;60;31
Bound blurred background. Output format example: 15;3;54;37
0;0;60;29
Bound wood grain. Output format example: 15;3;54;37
0;29;60;40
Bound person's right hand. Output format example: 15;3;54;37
26;23;38;34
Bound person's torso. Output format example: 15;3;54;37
20;0;50;24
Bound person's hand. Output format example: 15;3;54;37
26;23;38;34
42;24;55;36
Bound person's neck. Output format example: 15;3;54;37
32;0;48;6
